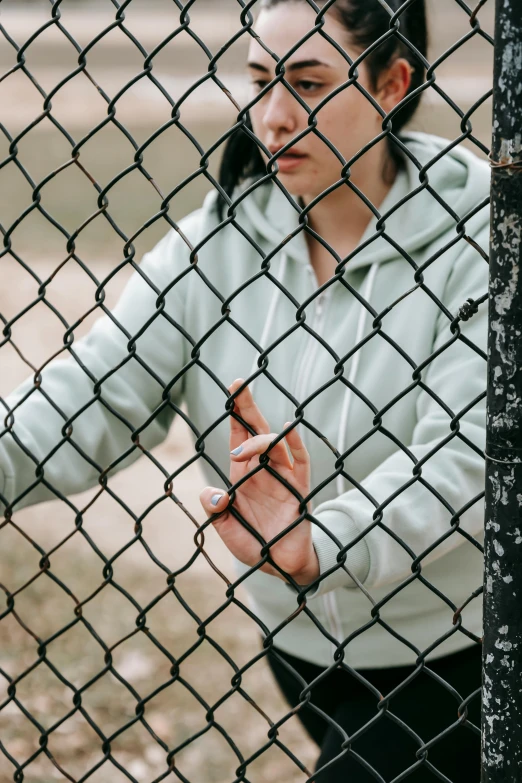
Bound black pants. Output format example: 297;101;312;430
266;643;482;782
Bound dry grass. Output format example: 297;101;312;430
0;535;317;783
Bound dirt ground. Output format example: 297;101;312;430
0;1;494;781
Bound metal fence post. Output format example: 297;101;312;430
482;0;522;778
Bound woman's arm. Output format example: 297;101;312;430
306;226;489;595
0;219;199;514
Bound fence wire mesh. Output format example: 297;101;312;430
0;0;494;781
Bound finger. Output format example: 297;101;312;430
228;378;271;447
228;380;251;453
231;432;293;470
283;422;311;487
199;487;230;518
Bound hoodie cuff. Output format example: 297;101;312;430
285;509;371;598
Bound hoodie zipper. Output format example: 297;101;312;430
293;266;341;648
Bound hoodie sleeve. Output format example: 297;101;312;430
303;225;489;597
0;220;198;515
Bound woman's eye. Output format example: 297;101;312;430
297;81;322;93
250;80;322;94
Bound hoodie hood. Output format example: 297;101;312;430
232;132;491;273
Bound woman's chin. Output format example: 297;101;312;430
274;172;326;199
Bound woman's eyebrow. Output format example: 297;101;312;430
246;59;333;73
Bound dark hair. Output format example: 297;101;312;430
215;0;428;221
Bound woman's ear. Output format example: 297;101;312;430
375;58;413;113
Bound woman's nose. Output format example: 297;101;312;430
261;82;301;133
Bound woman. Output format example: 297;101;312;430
1;0;488;780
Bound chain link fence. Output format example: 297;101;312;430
0;0;498;780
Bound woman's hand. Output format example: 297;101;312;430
199;378;320;587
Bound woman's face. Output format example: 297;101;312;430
246;3;386;198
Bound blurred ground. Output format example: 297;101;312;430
0;1;493;781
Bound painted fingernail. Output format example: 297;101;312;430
230;446;243;456
211;494;224;506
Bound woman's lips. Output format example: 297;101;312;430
275;153;308;172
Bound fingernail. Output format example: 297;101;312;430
211;494;224;506
230;445;243;456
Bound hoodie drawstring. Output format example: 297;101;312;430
248;253;289;397
335;261;380;496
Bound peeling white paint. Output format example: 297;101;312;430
495;639;513;651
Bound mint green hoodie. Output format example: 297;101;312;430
0;133;489;668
